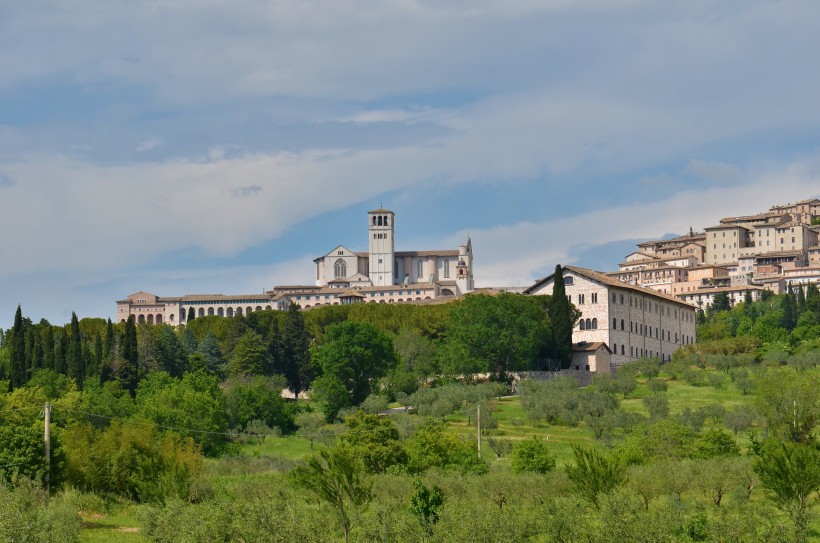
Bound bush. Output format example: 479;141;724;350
0;479;82;543
646;379;668;393
510;437;556;474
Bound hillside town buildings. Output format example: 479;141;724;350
602;198;820;311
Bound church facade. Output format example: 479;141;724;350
309;208;474;300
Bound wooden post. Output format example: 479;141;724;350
44;402;51;496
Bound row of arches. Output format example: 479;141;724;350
302;296;433;308
191;305;273;318
372;215;389;226
579;318;598;330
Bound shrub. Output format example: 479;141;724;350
510;437;556;474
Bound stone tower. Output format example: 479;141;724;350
368;208;395;286
456;236;474;293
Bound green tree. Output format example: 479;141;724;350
119;315;140;397
753;439;820;542
339;411;407;473
8;305;26;389
783;284;799;331
311;321;397;420
408;479;444;542
278;303;312;398
756;367;819;443
510;436;556;474
565;445;626;508
289;446;373;543
223;374;294;434
443;292;552;377
227;330;271;376
155;325;186;377
66;312;84;389
549;265;575;367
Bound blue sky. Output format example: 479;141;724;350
2;0;820;328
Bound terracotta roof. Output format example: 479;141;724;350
368;208;394;214
524;265;696;308
573;341;612;353
180;294;275;302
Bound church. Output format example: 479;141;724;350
115;208;475;322
273;208;475;308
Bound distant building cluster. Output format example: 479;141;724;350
113;197;820;374
116;208;474;325
603;198;820;311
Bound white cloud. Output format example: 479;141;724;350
686;159;742;185
458;164;820;287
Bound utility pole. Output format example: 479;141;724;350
44;401;51;496
476;404;482;459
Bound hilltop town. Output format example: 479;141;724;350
603;198;820;310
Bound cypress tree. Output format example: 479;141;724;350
8;305;26;389
548;265;574;368
744;289;753;306
782;284;798;332
43;326;55;370
807;283;820;316
279;303;312;398
796;284;806;313
54;330;67;375
120;315;140;397
66;312;85;389
92;332;103;378
196;332;225;375
187;307;196;322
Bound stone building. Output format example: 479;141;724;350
115;291;292;324
524;266;697;368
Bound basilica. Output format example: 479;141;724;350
115;208;475;323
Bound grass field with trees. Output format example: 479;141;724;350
1;281;820;542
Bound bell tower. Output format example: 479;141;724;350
368;208;395;286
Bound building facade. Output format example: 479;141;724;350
524;266;697;368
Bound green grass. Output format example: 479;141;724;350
78;506;147;543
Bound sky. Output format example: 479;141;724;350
2;0;820;328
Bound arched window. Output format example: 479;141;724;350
372;216;377;225
378;216;383;226
579;320;586;330
620;319;625;330
218;308;224;317
334;258;347;278
613;318;617;329
592;318;597;329
585;318;591;329
383;215;388;226
208;307;214;316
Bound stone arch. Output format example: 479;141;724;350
383;215;388;226
208;307;214;316
265;305;272;310
138;314;145;324
147;314;154;324
227;307;234;317
169;314;174;323
372;216;377;225
120;319;126;323
156;314;163;324
440;288;455;296
378;216;383;226
592;318;597;329
236;307;243;316
579;319;586;330
256;306;263;312
198;308;205;317
424;296;431;300
217;308;224;317
246;306;253;314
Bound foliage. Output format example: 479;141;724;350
565;445;626;507
62;419;203;503
549;266;577;367
289;445;373;543
339;411;408;473
0;479;82;543
408;479;444;541
753;438;820;542
510;436;556;474
405;420;486;474
222;374;294;433
443;292;553;376
311;321;398;421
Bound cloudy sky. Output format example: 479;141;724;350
2;0;820;327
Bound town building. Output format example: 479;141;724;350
524;266;697;369
115;291;292;325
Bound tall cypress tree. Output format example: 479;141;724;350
796;284;806;313
66;312;85;389
54;329;67;375
279;303;312;398
120;315;140;397
782;283;798;332
8;305;26;389
43;326;55;371
548;265;574;368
